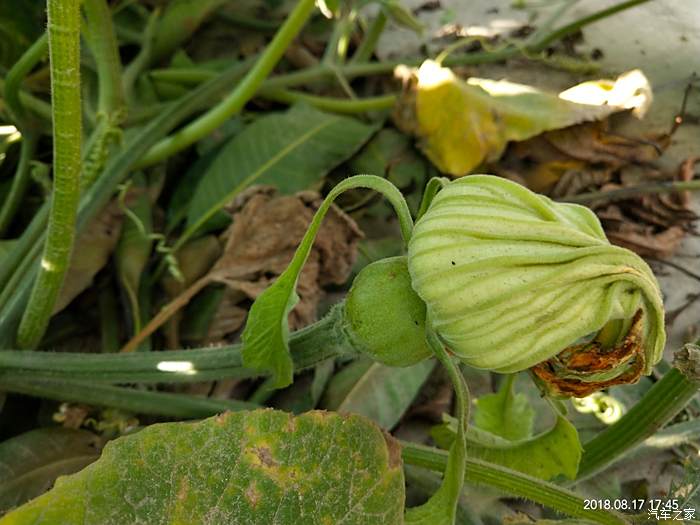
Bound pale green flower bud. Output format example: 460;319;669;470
408;175;665;396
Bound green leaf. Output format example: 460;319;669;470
185;104;379;240
322;357;435;430
434;415;582;481
473;375;534;441
1;410;405;525
241;175;413;388
0;428;101;514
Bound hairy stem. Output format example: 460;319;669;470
16;0;82;349
135;0;317;169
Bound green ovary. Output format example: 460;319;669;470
407;175;665;379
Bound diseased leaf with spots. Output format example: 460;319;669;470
1;410;405;525
473;376;534;441
185;103;379;239
0;428;101;514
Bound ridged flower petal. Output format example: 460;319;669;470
408;176;665;390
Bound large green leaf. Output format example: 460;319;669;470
473;375;534;441
322;357;435;430
1;410;405;525
185;104;379;239
434;414;582;481
0;428;101;514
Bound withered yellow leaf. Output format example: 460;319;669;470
399;60;651;176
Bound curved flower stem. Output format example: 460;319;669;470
401;442;628;525
16;0;82;349
135;0;317;169
575;367;700;482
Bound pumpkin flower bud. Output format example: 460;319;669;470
408;175;665;397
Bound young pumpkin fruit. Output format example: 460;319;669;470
344;256;431;367
404;175;665;397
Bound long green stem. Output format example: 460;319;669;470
135;0;317;169
401;442;628;525
16;0;82;349
576;367;699;482
0;303;350;383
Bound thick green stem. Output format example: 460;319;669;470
576;367;699;482
0;377;257;418
16;0;82;349
401;442;628;525
82;0;125;118
0;303;350;383
135;0;317;169
0;133;38;236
